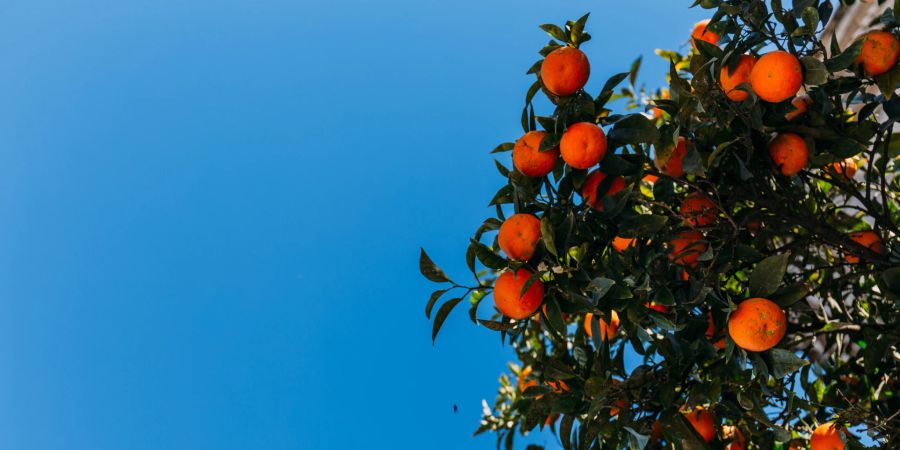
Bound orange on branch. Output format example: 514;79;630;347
727;297;786;352
560;122;607;169
541;46;590;96
705;312;726;350
683;407;716;442
750;50;803;103
825;158;858;179
680;192;718;227
720;54;756;101
513;131;558;177
654;137;688;177
493;268;544;320
547;379;570;393
691;19;719;48
611;236;636;253
498;214;542;261
645;302;669;313
667;230;707;267
856;30;900;76
584;311;620;340
810;422;844;450
580;170;626;211
785;94;813;121
846;230;882;264
768;132;808;176
723;425;746;450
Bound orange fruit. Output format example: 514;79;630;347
498;214;542;261
691;19;719;48
513;131;558;177
654;137;688;177
667;230;707;267
810;422;844;450
720;55;756;101
652;89;670;120
493;268;544;320
683;407;716;442
584;310;620;340
856;31;900;76
825;158;858;179
727;297;786;352
541;46;590;96
705;312;726;350
768;132;808;176
611;236;637;253
645;302;669;313
680;192;718;227
846;230;882;264
750;50;803;103
723;425;746;450
560;122;607;169
642;174;659;184
581;170;626;211
547;379;570;393
785;94;813;121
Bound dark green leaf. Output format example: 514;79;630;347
491;142;515;154
432;297;463;343
471;239;508;270
749;253;790;297
540;215;558;257
618;214;668;238
420;248;451;283
801;56;827;85
426;288;450;319
824;40;862;72
769;348;808;378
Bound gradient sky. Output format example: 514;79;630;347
0;1;711;449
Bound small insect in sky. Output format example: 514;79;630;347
452;404;458;413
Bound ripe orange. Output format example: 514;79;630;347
493;268;544;320
541;46;590;96
667;230;707;267
856;30;900;76
720;55;756;101
654;137;688;177
611;236;636;253
680;192;717;227
846;230;882;264
810;422;844;450
705;312;726;350
768;132;808;176
691;19;719;48
584;310;620;340
750;50;803;103
513;131;558;177
498;214;542;261
560;122;607;169
683;407;716;442
785;94;813;121
581;170;626;211
727;298;786;352
642;174;659;184
723;425;746;450
645;302;669;313
825;158;858;179
547;379;570;393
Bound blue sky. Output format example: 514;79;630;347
0;1;709;448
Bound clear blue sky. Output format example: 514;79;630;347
0;1;708;449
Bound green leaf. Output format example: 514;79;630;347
478;318;515;331
432;297;463;343
875;65;900;99
426;288;450;319
588;277;615;300
769;348;808;378
824;39;862;72
800;56;828;85
770;283;811;307
540;215;558;257
539;24;568;43
420;248;451;283
491;142;515;154
801;6;819;34
618;214;667;238
749;253;790;297
881;267;900;297
471;240;507;270
608;114;660;146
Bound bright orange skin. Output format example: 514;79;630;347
856;31;900;76
584;310;620;340
645;302;669;313
706;312;726;350
810;422;844;450
691;19;719;48
642;174;659;184
513;131;558;177
683;407;716;442
652;89;670;120
581;170;626;211
750;51;803;103
728;298;786;352
723;425;746;450
785;94;813;121
561;122;607;169
654;137;687;177
826;158;858;179
493;268;544;320
769;132;808;176
547;379;570;393
611;236;636;253
720;55;756;101
668;230;707;267
680;192;717;227
541;46;590;96
498;214;542;261
846;230;882;264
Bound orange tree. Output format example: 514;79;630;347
420;1;900;449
